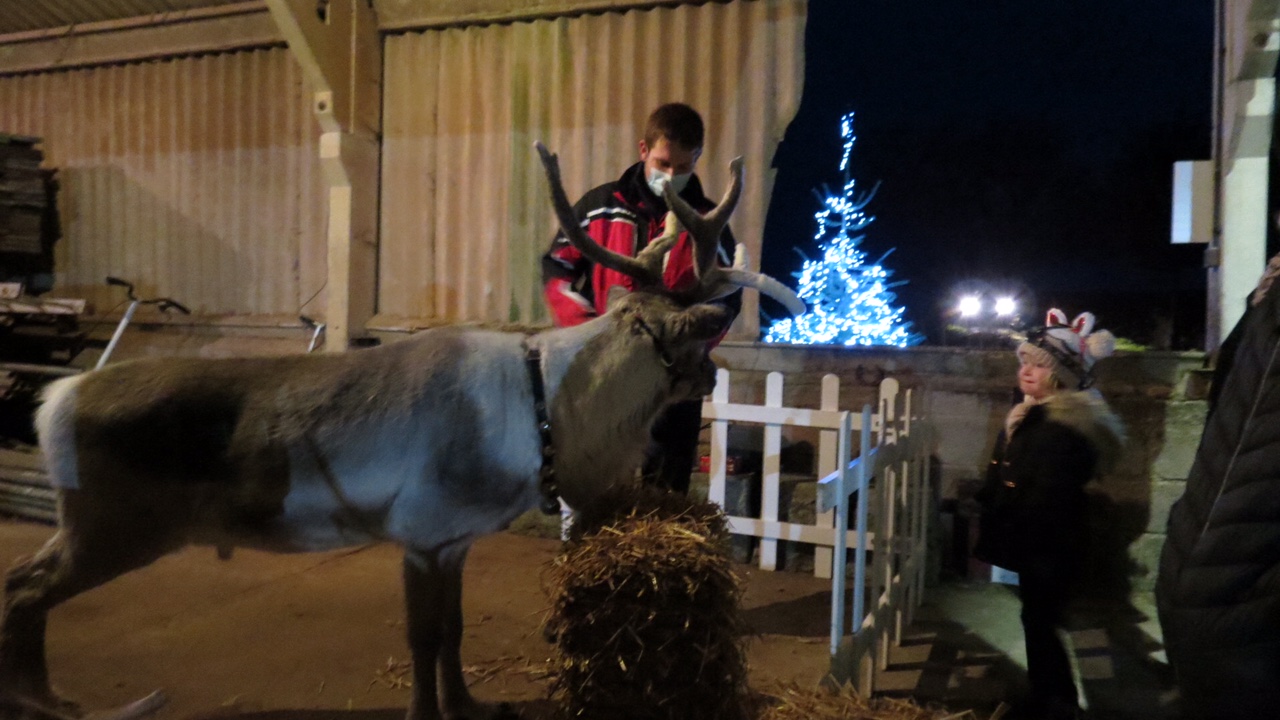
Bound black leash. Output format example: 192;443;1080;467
633;316;674;368
523;340;561;515
523;317;675;516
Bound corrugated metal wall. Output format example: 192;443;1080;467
379;0;806;332
0;0;247;35
0;48;327;319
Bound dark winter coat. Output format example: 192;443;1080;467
974;391;1124;575
1157;285;1280;719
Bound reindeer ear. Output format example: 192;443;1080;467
1046;308;1068;327
605;285;630;310
670;304;732;342
1071;312;1096;336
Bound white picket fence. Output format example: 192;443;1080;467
701;368;932;694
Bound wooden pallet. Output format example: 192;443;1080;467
0;446;55;523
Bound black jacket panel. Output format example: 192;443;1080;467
974;392;1123;574
1156;286;1280;717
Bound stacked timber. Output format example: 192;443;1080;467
0;133;57;265
0;446;55;524
0;134;70;522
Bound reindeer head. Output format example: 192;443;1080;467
608;291;730;401
534;141;806;317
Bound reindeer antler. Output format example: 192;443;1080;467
536;141;805;317
663;159;805;316
663;157;744;281
535;142;661;286
636;211;682;270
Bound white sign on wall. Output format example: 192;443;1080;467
1171;160;1213;244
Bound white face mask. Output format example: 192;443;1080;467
646;167;692;198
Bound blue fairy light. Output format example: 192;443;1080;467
764;112;919;347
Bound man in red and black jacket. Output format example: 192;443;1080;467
540;103;742;494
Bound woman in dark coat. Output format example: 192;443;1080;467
975;309;1125;720
1157;254;1280;719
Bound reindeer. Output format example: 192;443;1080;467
0;143;801;720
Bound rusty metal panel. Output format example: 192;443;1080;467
0;48;327;319
379;0;806;334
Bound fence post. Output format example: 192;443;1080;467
829;409;853;660
909;388;930;627
852;404;873;695
707;368;731;507
901;388;918;631
894;390;911;646
759;372;784;571
815;374;840;579
874;378;899;671
917;452;932;610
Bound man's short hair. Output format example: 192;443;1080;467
644;103;704;152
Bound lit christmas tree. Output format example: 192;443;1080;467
764;112;918;347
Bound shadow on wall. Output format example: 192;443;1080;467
52;162;323;320
1079;494;1147;604
1073;388;1182;717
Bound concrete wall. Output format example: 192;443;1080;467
710;341;1209;593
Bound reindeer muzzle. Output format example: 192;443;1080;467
692;355;718;398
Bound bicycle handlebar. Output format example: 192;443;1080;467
105;276;134;296
104;277;190;314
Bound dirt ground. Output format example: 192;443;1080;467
0;518;842;720
0;517;1176;720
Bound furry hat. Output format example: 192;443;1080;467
1017;309;1116;390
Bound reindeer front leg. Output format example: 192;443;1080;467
431;544;486;720
403;544;508;720
403;548;446;720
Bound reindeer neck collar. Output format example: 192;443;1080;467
522;340;561;515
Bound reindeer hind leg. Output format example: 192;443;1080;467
0;494;185;716
0;530;71;705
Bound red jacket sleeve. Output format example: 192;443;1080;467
541;224;596;327
544;277;595;327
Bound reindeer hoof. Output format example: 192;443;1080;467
442;700;517;720
82;691;166;720
0;686;90;720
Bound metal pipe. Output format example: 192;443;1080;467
1207;0;1227;350
95;300;139;370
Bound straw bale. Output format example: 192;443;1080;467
754;682;985;720
543;485;750;720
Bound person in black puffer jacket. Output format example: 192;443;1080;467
975;309;1125;720
1157;254;1280;719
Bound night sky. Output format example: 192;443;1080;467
760;0;1214;348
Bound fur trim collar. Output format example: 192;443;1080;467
1042;389;1126;472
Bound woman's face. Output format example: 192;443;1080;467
1018;358;1058;400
